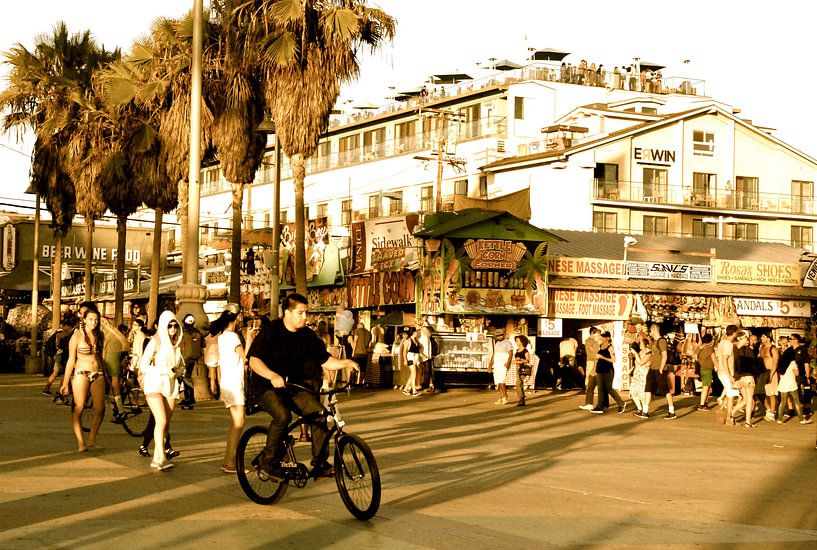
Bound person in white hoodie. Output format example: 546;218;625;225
139;311;183;471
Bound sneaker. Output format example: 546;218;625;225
764;413;776;422
165;448;180;459
634;411;649;419
590;408;604;414
42;388;52;395
664;412;678;420
138;445;150;457
252;457;286;482
801;418;814;425
410;391;422;397
697;405;709;412
111;413;125;424
617;404;627;414
312;461;335;479
150;460;175;471
578;404;594;411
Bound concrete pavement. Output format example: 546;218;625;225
1;373;817;549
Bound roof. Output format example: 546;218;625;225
481;104;817;172
415;210;565;242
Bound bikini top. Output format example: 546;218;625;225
76;340;97;356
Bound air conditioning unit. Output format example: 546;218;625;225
496;140;506;153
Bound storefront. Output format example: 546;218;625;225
414;210;563;386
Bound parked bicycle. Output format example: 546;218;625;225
236;378;381;521
80;354;149;437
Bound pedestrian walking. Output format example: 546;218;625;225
491;328;514;404
590;332;626;414
179;314;204;410
513;335;532;406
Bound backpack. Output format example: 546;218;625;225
664;338;680;366
45;330;61;357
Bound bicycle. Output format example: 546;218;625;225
79;355;149;438
235;377;381;521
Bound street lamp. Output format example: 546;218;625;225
702;216;738;240
623;236;637;279
256;117;282;319
24;183;40;374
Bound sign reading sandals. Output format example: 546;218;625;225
625;261;712;281
734;298;811;318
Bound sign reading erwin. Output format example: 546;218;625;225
548;289;632;320
715;260;799;286
548;257;625;278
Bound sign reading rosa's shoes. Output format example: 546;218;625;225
714;260;799;286
548;289;633;320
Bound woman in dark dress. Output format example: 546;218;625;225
513;335;532;406
591;332;626;414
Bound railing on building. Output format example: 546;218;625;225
592;179;815;216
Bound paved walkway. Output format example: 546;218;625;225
1;373;817;549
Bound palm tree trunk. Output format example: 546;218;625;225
114;215;127;326
229;182;244;304
51;233;63;332
148;207;163;328
293;154;307;295
83;219;94;301
177;179;189;281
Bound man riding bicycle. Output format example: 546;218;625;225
247;293;359;481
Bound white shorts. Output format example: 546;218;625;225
717;371;740;398
143;370;179;401
493;365;509;385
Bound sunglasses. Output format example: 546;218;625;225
168;323;179;329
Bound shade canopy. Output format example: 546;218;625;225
429;72;472;84
529;48;571;61
639;60;666;71
371;311;416;326
394;86;424;101
491;59;522;71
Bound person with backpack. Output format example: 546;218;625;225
42;314;77;395
179;314;204;410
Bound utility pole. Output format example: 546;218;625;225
415;108;466;213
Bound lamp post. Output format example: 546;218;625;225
623;236;637;279
702;216;738;240
255;117;281;318
175;0;209;326
24;184;40;374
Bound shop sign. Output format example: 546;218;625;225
803;257;817;287
93;270;138;296
280;217;329;282
548;289;632;320
42;245;142;265
714;260;799;286
625;261;711;281
347;271;415;309
633;146;676;165
307;287;346;312
734;298;811;318
350;215;419;273
537;318;563;337
464;239;527;270
2;223;15;271
548;257;624;278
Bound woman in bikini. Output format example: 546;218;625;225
59;304;106;452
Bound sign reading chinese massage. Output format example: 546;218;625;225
548;257;625;278
714;260;799;286
548;289;633;320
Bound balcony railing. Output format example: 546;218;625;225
593;179;815;215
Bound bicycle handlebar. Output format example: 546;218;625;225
284;371;359;396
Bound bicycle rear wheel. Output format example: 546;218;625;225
121;387;149;437
334;434;381;520
236;425;288;505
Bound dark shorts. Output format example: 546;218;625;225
645;369;668;395
700;369;713;387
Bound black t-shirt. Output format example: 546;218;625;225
734;345;757;378
779;347;795;376
247;318;330;391
595;346;614;374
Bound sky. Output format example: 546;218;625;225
1;0;815;215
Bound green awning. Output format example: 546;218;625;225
415;209;564;242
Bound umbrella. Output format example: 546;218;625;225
371;311;416;327
638;60;666;72
4;304;52;335
529;48;571;62
394;86;424;101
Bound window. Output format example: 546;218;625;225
593;211;617;233
732;222;758;242
341;199;352;225
792;225;814;249
478;175;488;198
317;141;331;171
792;180;814;214
642;106;658;115
692;219;717;239
643;216;668;235
263;212;270;227
643;168;667;203
395;120;416;151
363;127;386;159
304;206;310;221
338;134;360;165
279;210;288;225
514;97;525;120
693;130;715;156
420;185;434;212
387;191;403;215
734;176;759;209
316;202;328;219
368;194;380;218
459;103;481;139
692;172;716;204
594;163;619;198
454;179;468;196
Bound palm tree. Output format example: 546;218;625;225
242;0;396;294
512;242;549;313
1;23;113;329
212;0;267;304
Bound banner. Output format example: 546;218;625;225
734;298;811;318
548;289;633;320
350;214;419;273
548;257;625;278
803;258;817;288
625;261;712;281
714;259;799;286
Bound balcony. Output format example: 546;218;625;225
593;179;815;216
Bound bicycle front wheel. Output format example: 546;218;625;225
236;425;288;505
80;397;94;433
334;434;381;520
121;387;149;437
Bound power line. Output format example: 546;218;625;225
0;142;31;157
